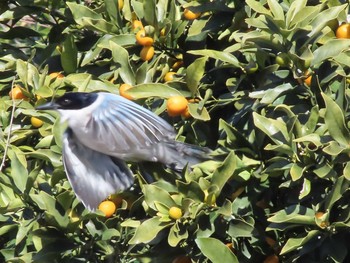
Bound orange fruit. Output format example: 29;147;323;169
119;83;133;100
9;85;27;100
181;107;191;119
315;211;324;219
136;29;154;46
49;72;64;79
168;206;182;220
263;254;279;263
31;117;43;128
118;0;124;10
183;9;201;20
304;74;312;86
164;72;176;82
315;211;329;228
172;60;183;70
98;200;116;218
132;20;143;32
140;46;154;61
336;23;350;39
167;96;188;117
172;255;192;263
226;243;236;253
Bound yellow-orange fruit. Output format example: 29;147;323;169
183;9;201;20
168;206;182;220
119;83;133;100
167;96;188;117
136;29;154;46
9;85;27;100
336;23;350;39
304;74;312;86
118;0;124;10
49;72;64;79
164;72;176;82
140;46;154;61
31;117;43;128
132;20;144;31
98;200;116;218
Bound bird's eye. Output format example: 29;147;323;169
60;98;72;106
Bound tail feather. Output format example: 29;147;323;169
157;141;212;171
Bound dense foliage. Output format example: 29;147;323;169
1;0;350;262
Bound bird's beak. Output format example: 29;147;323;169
36;101;58;110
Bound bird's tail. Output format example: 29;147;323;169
158;141;212;171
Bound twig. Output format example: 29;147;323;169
0;77;18;172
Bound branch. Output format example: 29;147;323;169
0;77;18;172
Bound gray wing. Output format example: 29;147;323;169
87;93;176;153
62;128;134;211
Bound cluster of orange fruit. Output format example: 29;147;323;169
133;20;154;62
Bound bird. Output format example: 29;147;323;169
37;91;211;211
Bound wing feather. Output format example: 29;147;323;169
85;93;176;156
62;129;134;211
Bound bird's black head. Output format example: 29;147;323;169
36;92;98;110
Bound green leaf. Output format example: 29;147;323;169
246;0;272;16
67;2;118;33
309;4;348;39
185;57;207;95
299;178;311;199
102;41;135;85
195;237;238;263
65;73;118;92
280;230;321;255
168;223;188;247
7;147;28;193
290;162;304;181
228;217;255;238
176;180;205;202
143;185;177;211
343;162;350;180
143;0;156;26
267;0;284;21
312;39;350;66
253;112;290;145
211;151;236;193
188;49;241;68
16;60;40;90
16;220;34;245
249;83;293;104
267;205;315;225
285;0;307;28
187;103;210;121
129;217;171;244
126;83;186;99
104;0;121;25
61;34;78;74
322;93;350;146
324;176;349;211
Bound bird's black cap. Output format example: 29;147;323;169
36;92;98;110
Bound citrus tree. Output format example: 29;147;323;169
1;0;350;262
